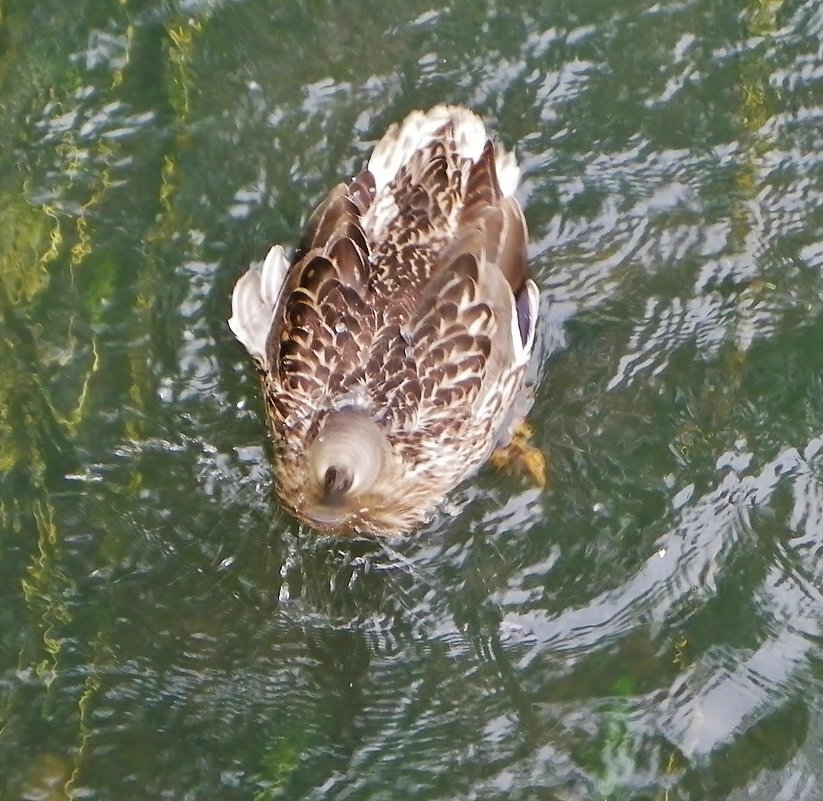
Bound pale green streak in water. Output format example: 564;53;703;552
2;0;823;799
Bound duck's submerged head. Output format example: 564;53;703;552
276;410;434;534
282;407;479;535
295;410;391;530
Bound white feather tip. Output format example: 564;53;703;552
510;279;540;367
368;105;520;195
228;245;289;368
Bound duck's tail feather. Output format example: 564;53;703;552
367;105;520;198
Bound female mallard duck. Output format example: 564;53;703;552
229;105;540;535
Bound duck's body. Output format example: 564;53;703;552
229;105;539;535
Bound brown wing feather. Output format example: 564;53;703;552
297;178;375;260
493;198;528;292
459;140;501;220
458;141;527;291
390;252;494;437
348;169;376;215
297;184;348;255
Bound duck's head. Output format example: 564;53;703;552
305;410;385;521
279;409;424;534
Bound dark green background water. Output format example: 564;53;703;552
2;0;823;799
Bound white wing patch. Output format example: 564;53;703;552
493;147;521;199
510;279;540;367
228;244;289;369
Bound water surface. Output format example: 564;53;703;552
2;0;823;799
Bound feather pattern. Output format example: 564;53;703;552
230;105;540;535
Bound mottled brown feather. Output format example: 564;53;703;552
348;170;376;214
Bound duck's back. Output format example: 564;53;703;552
263;107;531;433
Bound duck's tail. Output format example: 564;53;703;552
367;105;521;198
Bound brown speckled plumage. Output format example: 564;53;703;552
229;106;539;535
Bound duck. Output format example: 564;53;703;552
229;105;540;535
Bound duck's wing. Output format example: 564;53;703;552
379;140;538;439
264;175;383;422
452;141;539;368
229;172;379;414
295;171;375;261
457;140;529;293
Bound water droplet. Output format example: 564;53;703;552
335;321;347;334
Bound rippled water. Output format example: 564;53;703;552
2;0;823;798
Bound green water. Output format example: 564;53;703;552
2;0;823;798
